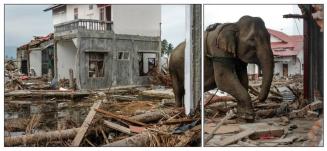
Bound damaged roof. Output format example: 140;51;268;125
268;28;303;57
17;33;54;51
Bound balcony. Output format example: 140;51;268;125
54;19;113;33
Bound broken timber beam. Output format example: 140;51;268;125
204;96;236;107
103;120;131;135
5;128;80;146
129;109;174;123
71;100;102;147
96;108;146;126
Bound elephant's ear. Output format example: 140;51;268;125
216;24;239;57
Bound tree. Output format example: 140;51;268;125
161;39;168;56
167;43;174;55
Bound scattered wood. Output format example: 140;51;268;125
5;90;90;98
100;128;110;144
129;109;174;123
215;129;256;146
269;89;283;97
71;100;102;147
95;108;146;126
175;125;201;147
110;95;137;101
160;118;197;125
249;86;260;96
140;89;174;99
289;101;323;118
4;128;80;146
204;96;236;107
103;120;131;135
102;132;150;147
204;110;235;145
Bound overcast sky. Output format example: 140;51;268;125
204;5;303;35
5;5;53;47
4;5;186;48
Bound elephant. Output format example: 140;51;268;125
204;15;274;122
169;41;186;107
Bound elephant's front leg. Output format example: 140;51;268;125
213;63;254;122
235;62;254;122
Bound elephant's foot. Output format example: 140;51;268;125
236;105;255;123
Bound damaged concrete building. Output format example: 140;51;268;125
247;29;303;79
16;33;54;76
44;4;161;89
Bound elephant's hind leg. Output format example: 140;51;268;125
172;75;183;107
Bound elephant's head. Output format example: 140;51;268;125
216;15;274;102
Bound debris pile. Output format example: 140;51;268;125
204;75;323;147
4;86;200;147
148;69;172;87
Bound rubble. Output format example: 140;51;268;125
204;75;323;147
4;83;200;147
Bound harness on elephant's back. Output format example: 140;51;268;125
206;54;245;68
205;23;245;68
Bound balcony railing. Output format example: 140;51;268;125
54;19;113;33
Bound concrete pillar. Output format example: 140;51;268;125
184;4;202;116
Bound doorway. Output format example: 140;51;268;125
283;64;288;77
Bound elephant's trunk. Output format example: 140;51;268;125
257;45;274;102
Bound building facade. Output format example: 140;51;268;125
247;28;303;79
44;4;161;89
17;33;54;77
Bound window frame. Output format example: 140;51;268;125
88;52;105;78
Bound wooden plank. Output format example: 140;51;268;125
71;100;102;147
216;129;256;146
103;120;131;135
95;108;146;126
5;128;80;146
5;90;90;98
204;110;235;145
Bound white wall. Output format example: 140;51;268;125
274;62;283;76
57;40;77;79
274;56;302;76
112;5;161;36
143;53;157;73
29;50;42;76
52;5;161;37
53;5;100;25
